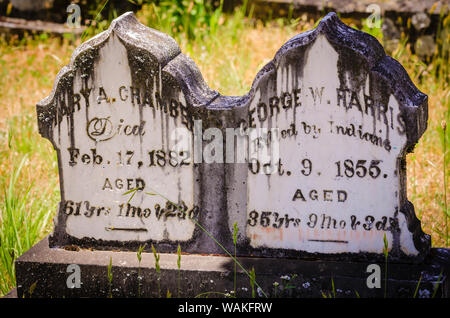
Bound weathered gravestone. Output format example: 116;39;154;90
36;10;429;260
14;12;449;297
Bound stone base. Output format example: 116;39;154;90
14;236;450;298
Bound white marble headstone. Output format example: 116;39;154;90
38;12;430;261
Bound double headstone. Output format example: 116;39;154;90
37;11;430;261
15;11;448;298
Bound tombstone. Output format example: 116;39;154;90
14;12;449;298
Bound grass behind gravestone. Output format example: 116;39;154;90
0;6;448;296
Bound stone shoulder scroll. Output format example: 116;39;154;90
37;11;430;262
